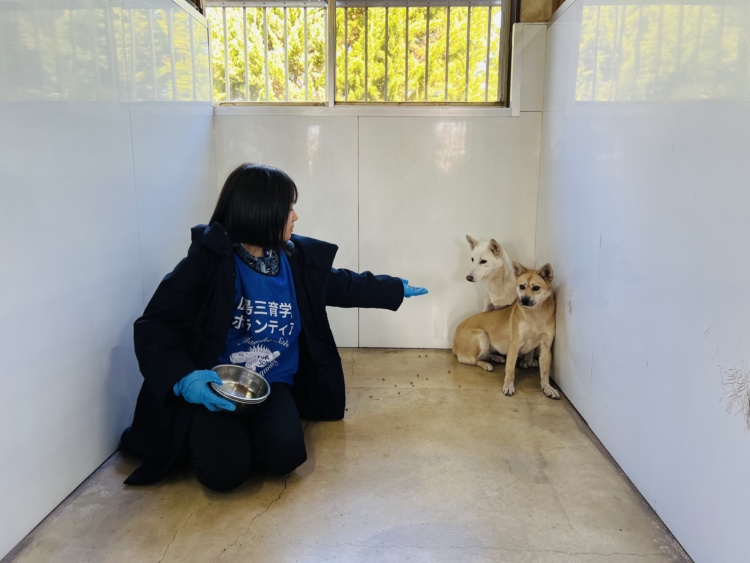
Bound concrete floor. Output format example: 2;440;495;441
4;349;691;563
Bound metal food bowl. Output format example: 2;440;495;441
210;364;270;414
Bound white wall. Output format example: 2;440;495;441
213;23;548;349
537;1;750;561
0;0;215;558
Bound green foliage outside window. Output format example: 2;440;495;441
209;7;326;102
208;3;509;104
335;6;505;102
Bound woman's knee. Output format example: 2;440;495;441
192;450;251;491
261;441;307;475
189;411;252;491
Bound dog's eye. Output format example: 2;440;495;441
479;260;487;265
471;258;474;262
532;285;540;291
519;284;525;290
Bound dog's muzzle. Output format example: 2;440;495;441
520;296;534;307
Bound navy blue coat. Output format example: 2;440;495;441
121;223;404;484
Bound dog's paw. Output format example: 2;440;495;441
489;354;506;364
503;382;515;396
477;361;494;372
542;385;560;399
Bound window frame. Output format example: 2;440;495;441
206;0;520;112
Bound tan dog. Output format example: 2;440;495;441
452;263;558;399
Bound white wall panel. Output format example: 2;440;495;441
214;115;360;346
538;1;750;561
213;111;543;349
130;103;216;300
359;114;542;348
0;0;214;558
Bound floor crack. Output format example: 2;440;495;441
158;511;193;562
212;478;288;562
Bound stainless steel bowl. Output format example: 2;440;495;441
210;364;270;414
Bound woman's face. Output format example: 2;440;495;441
283;205;298;241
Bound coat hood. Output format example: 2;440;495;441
190;222;234;255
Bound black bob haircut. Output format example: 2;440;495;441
209;163;298;250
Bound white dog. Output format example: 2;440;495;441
465;235;517;311
464;235;538;368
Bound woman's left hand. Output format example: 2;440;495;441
400;278;428;298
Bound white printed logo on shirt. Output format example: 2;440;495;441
229;343;281;372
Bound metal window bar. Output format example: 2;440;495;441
263;6;269;100
284;7;289;101
304;7;309;100
384;7;388;101
484;6;492;102
464;6;470;102
222;8;229;100
344;7;349;99
243;7;249;100
444;6;449;101
498;0;510;103
365;7;369;101
404;6;408;100
424;6;429;101
326;3;335;105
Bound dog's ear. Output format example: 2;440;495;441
466;235;479;249
488;239;502;257
513;262;527;277
538;263;554;284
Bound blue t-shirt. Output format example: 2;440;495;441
216;251;300;385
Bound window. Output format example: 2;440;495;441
207;0;513;105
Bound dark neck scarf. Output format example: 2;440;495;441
233;243;280;276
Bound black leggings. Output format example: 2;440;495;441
188;382;307;491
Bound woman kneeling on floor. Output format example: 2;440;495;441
120;163;427;491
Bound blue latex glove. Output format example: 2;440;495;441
173;369;236;412
400;278;429;298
